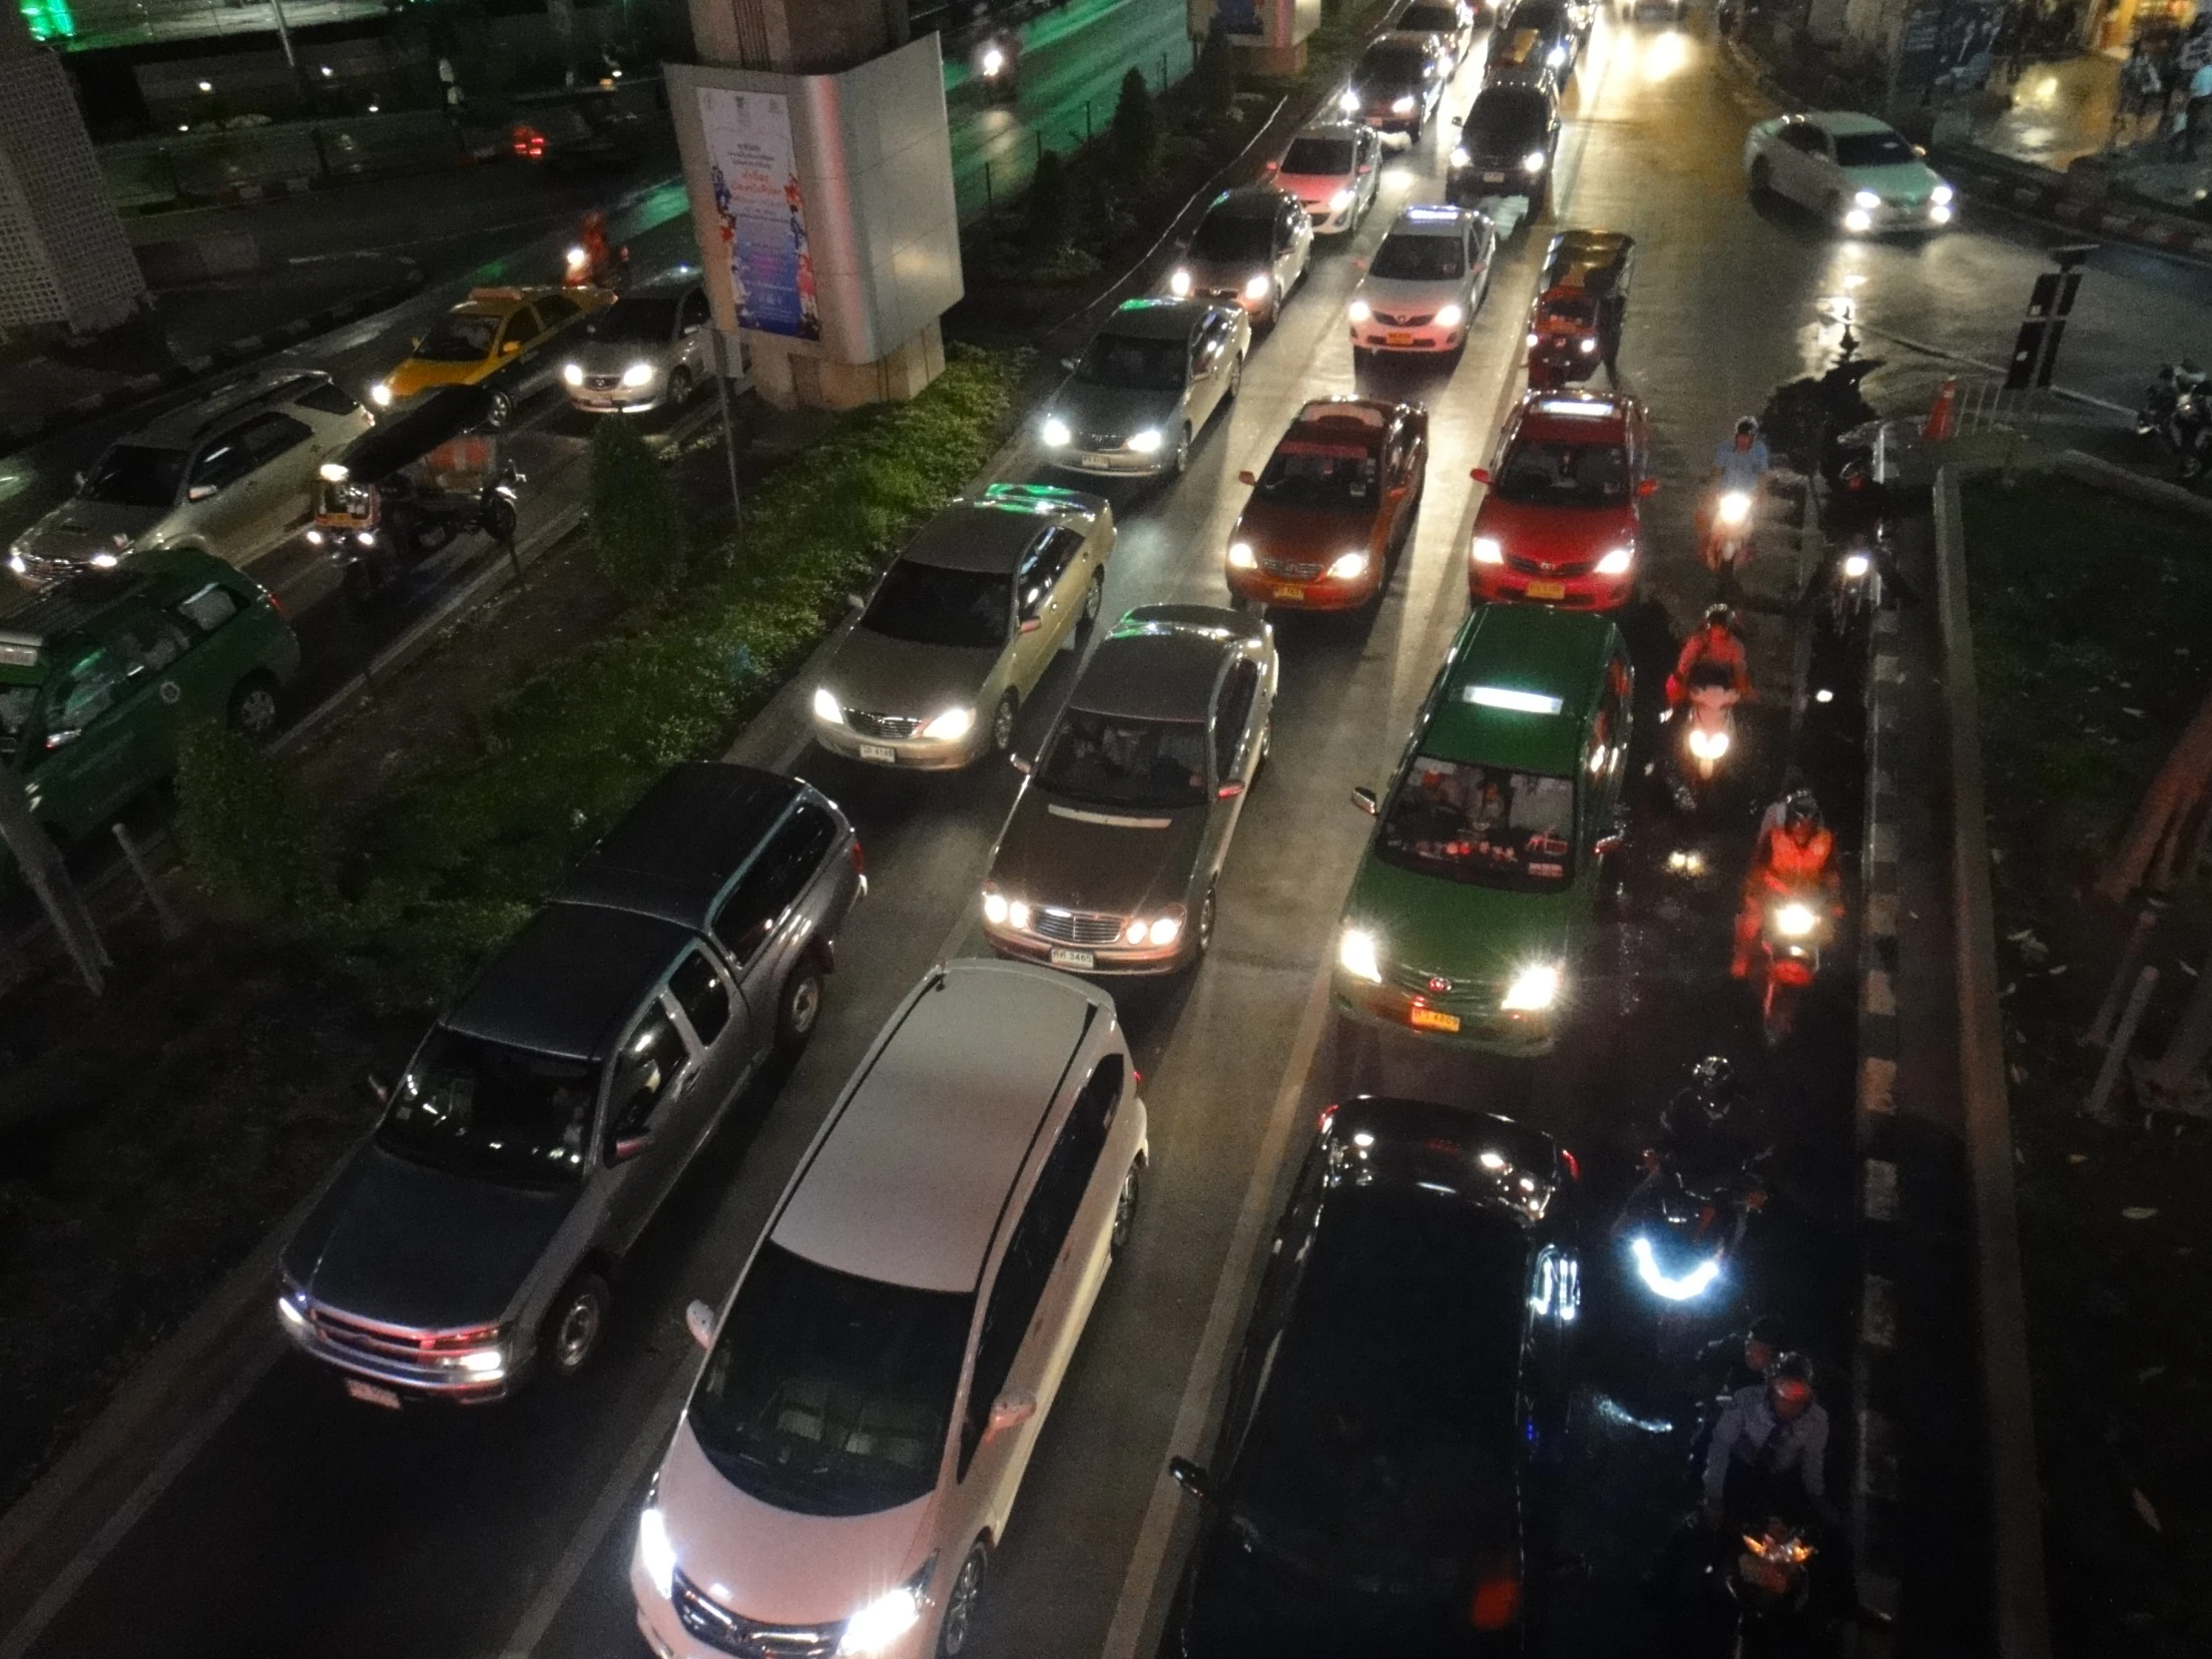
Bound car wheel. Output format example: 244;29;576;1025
1192;882;1218;961
483;495;517;544
543;1271;610;1381
938;1541;987;1657
1225;354;1244;403
486;389;514;428
667;366;693;405
227;672;281;742
1255;719;1273;772
1171;423;1192;477
1109;1159;1141;1259
990;691;1019;756
1078;565;1105;631
776;951;827;1051
1750;157;1772;199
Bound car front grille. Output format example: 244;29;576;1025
674;1572;838;1658
844;709;923;740
585;373;625;390
1073;429;1126;452
1262;555;1327;580
1032;907;1126;946
304;1304;442;1367
1369;308;1435;327
1387;960;1498;1008
1505;550;1598;577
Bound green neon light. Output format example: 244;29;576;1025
21;0;78;40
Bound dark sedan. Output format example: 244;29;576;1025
980;604;1277;974
1451;83;1562;210
1160;1097;1583;1657
1337;32;1452;138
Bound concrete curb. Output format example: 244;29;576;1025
1933;464;2054;1659
0;260;426;462
2053;448;2212;521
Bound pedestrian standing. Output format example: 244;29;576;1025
2190;56;2212;161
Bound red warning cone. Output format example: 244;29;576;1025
1922;377;1959;441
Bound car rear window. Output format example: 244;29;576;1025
1833;130;1917;168
1379;755;1575;889
1281;137;1357;175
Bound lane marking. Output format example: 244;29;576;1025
1861;1054;1897;1117
1861;1273;1898;1351
1864;967;1896;1018
1867;892;1898;940
1857;1407;1901;1500
1869;823;1897;865
1863;1158;1899;1223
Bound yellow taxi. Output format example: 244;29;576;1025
369;285;613;426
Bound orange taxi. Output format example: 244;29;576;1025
1226;396;1427;612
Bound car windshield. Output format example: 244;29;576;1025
1037;707;1211;809
1833;130;1918;168
415;314;502;361
0;683;36;764
1357;45;1425;85
1190;214;1275;264
1507;1;1566;29
1255;444;1379;511
1400;4;1462;32
1281;137;1356;175
1493;436;1630;506
1467;93;1547;144
1074;331;1188;392
1379;755;1576;889
689;1243;972;1517
78;444;187;508
1371;234;1464;282
1230;1189;1524;1572
859;559;1010;651
585;297;680;342
375;1028;597;1186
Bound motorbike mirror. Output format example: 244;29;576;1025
1352;785;1379;816
501;340;521;355
1169;1456;1214;1502
1009;753;1032;774
1238;468;1258;486
1217;780;1246;800
685;1299;718;1351
187;483;220;502
1637;477;1659;497
1593;832;1624;856
1470;466;1493;484
611;1130;653;1163
365;1070;392;1106
71;469;86;491
1019;615;1043;634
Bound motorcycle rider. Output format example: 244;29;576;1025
569;210;629;289
1666;604;1753;709
1648;1054;1765;1197
1703;1352;1832;1529
1702;416;1770;576
1732;789;1842;979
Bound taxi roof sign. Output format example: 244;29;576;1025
1464;685;1565;715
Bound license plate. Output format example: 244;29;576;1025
345;1378;402;1410
1049;947;1095;969
1408;1005;1461;1033
1386;332;1414;346
1273;583;1306;601
858;743;896;764
1526;580;1567;600
1079;456;1114;470
1481;171;1507;183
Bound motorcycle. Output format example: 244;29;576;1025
563;241;630;293
1662;672;1739;816
1728;1519;1820;1657
2136;360;2211;480
1752;889;1828;1047
1616;1158;1763;1362
1701;488;1756;589
972;30;1021;103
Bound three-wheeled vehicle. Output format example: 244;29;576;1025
308;384;520;600
1527;230;1633;388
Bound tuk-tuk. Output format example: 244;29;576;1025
1527;230;1632;388
308;384;520;598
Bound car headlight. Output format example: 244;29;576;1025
1450;145;1471;168
982;886;1010;925
1774;901;1818;938
1594;546;1633;576
1127;428;1163;454
1339;88;1361;113
1392;95;1416;113
454;1345;506;1375
812;686;844;725
1472;535;1504;565
1329;550;1370;580
1500;962;1560;1012
621;360;655;388
276;1290;307;1329
1169;268;1193;297
1228;540;1258;569
1687;726;1731;760
1434;303;1464;328
1042;416;1072;448
304;528;324;547
90;550;120;569
1126;907;1185;947
1854;189;1882;209
1929;201;1952;225
1338;926;1382;983
1842;552;1871;579
561;361;584;387
1717;490;1752;527
1245;273;1273;300
1348;297;1372;322
1329;187;1357;212
837;1558;937;1657
1931;182;1953;205
369;381;392;407
1843;209;1872;233
1522;149;1548;174
920;706;975;741
638;1505;677;1600
6;552;24;574
1578;336;1598;354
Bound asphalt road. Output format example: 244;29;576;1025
2;17;2207;1659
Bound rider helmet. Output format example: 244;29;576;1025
1689;1054;1736;1097
1735;415;1759;438
1703;603;1737;633
1767;1351;1817;1403
1782;789;1822;834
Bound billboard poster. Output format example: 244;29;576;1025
697;86;822;341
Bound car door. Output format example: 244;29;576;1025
237;411;319;554
1776;124;1827;205
1010;527;1081;692
1584;652;1632;866
664;945;751;1145
492;304;545;391
30;647;142;836
1357;126;1381;212
600;993;702;1249
1204;655;1263;883
1382;422;1419;550
710;801;838;1042
528;292;585;390
169;577;259;724
104;608;198;782
180;425;267;562
678;286;714;378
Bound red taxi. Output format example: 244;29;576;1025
1226;396;1426;612
1467;389;1653;611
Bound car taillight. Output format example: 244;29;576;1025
265;590;286;619
1560;1147;1580;1181
1317;1103;1338;1135
848;837;864;876
1470;1565;1521;1630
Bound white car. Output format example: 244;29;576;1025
1348;205;1498;361
1268;121;1382;237
1743;111;1954;234
633;959;1146;1659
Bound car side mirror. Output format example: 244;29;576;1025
1019;615;1043;634
1169;1456;1214;1502
1263;159;1280;174
410;335;423;351
187;483;220;502
366;1070;392;1106
846;591;866;611
1359;161;1376;174
986;1389;1037;1440
1637;477;1659;497
71;469;86;491
612;1130;653;1163
1061;355;1080;372
1217;780;1245;800
1593;831;1624;856
685;1299;717;1351
1470;466;1493;485
501;340;521;355
1009;753;1032;774
1352;785;1379;816
1238;468;1258;487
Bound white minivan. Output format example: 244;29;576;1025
632;958;1147;1659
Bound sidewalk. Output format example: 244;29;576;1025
1968;52;2211;217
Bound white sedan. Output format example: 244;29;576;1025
1743;111;1954;234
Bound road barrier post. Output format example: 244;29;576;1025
2087;965;2158;1122
2144;942;2212;1089
2086;907;2159;1045
111;824;184;941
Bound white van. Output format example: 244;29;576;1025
632;958;1147;1659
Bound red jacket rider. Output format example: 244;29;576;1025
1668;604;1753;707
1733;790;1842;977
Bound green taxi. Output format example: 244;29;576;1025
0;547;300;841
1335;604;1631;1053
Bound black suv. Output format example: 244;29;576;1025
1452;83;1563;211
277;763;863;1405
1161;1097;1582;1657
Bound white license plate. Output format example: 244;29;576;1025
1049;947;1096;969
858;743;896;764
1079;456;1114;470
345;1378;402;1409
1481;171;1507;183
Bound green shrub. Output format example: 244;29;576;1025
1026;147;1073;252
589;413;683;602
175;721;324;919
1195;20;1238;119
1111;67;1160;183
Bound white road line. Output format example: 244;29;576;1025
1861;1273;1898;1351
1861;1054;1897;1117
1864;967;1897;1018
1863;1158;1899;1223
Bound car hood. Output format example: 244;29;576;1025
825;625;1003;721
13;499;164;564
1183;255;1267;289
1235;498;1377;559
387;358;481;397
1842;160;1941;201
1358;275;1467;313
1277;170;1354;206
657;1420;934;1625
1049;379;1186;440
1344;852;1576;981
990;787;1209;917
281;1142;582;1330
1474;494;1635;566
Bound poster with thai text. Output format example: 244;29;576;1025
697;86;821;341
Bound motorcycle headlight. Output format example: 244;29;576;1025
1329;187;1357;212
369;381;393;407
1843;208;1873;233
1594;546;1634;576
837;1558;936;1656
1842;552;1871;579
1774;901;1818;938
1339;89;1361;113
1501;962;1560;1012
920;706;975;741
561;361;584;386
566;245;590;272
1472;535;1505;565
1522;149;1548;174
1392;95;1416;113
1041;416;1071;448
1450;145;1471;168
305;528;325;546
1228;541;1258;569
1329;550;1370;580
638;1505;677;1599
812;686;844;725
1338;925;1383;984
1434;302;1464;328
1579;336;1598;354
1245;273;1273;300
1717;491;1752;526
1546;44;1567;67
1687;726;1731;761
1630;1234;1723;1302
1931;182;1953;205
1348;297;1372;322
621;360;655;388
1127;428;1164;454
90;550;120;569
1854;189;1882;209
1168;268;1193;297
980;45;1005;75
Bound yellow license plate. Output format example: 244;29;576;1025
1408;1005;1461;1033
1273;583;1306;601
1526;580;1567;600
1386;332;1414;346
